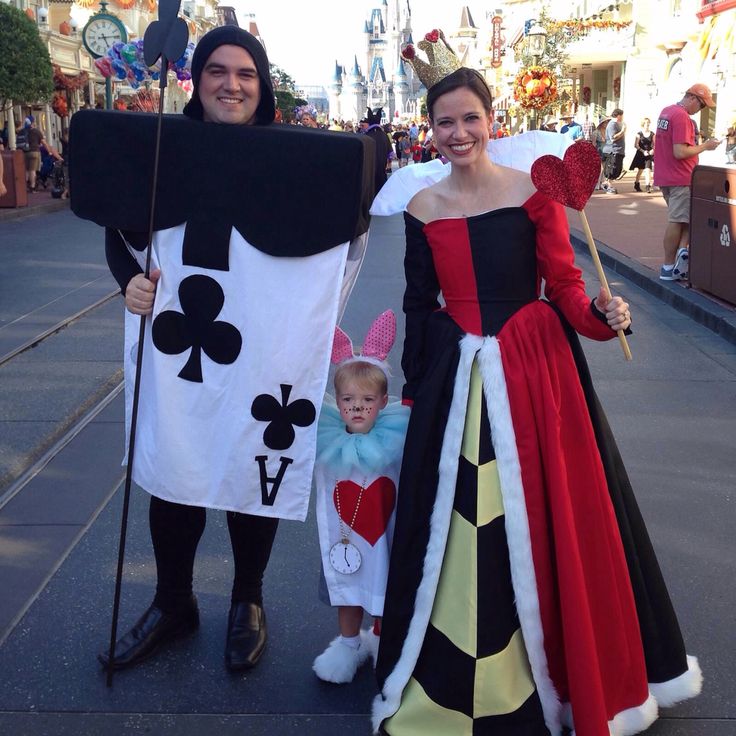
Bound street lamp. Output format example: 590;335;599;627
527;22;547;62
37;5;49;28
525;21;547;130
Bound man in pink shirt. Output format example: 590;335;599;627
654;83;720;280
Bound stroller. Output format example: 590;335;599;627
50;160;66;199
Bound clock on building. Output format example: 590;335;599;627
82;1;128;59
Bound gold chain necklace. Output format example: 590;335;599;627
329;478;366;575
334;478;366;543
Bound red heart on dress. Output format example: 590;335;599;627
425;29;440;43
530;140;601;211
334;478;396;547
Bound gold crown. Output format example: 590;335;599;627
401;29;462;90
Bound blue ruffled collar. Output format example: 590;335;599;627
316;399;409;477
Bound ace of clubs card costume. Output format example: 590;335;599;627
70;111;374;521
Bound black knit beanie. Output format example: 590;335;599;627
182;26;275;125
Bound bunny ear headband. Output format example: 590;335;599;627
331;310;396;376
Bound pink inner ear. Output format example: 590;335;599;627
331;327;354;365
362;310;396;361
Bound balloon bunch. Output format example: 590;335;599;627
94;38;194;90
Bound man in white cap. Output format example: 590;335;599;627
654;83;720;280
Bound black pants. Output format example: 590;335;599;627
149;495;279;613
604;152;625;180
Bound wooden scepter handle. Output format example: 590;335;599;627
579;210;632;361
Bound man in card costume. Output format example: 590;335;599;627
370;33;702;736
70;26;374;672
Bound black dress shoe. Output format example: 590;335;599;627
225;601;267;671
98;596;199;670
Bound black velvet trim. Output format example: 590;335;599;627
70;111;373;256
478;391;494;465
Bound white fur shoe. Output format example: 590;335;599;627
313;636;370;683
361;628;380;668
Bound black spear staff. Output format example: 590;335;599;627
104;0;189;687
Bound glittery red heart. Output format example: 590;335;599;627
425;29;439;43
530;140;601;211
334;477;396;547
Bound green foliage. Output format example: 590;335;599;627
270;63;297;92
0;4;54;109
274;89;307;122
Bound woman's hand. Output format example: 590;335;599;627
125;269;161;315
594;287;631;331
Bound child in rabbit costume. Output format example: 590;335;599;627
312;311;409;683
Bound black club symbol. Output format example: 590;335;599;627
152;274;242;383
251;384;316;451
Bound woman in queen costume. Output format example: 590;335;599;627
371;31;702;736
313;311;409;684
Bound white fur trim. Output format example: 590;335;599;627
609;693;658;736
476;338;561;735
564;693;659;736
313;635;370;684
649;655;703;707
371;334;481;733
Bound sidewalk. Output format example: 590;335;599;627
566;172;736;345
0;185;69;223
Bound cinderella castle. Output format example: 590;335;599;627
328;0;424;124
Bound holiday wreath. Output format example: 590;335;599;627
513;66;558;111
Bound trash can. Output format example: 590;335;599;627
690;165;736;304
0;149;29;208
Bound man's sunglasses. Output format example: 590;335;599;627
692;95;707;110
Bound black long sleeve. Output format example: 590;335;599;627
105;227;146;295
401;212;441;404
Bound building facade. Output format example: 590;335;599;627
492;0;735;147
1;0;218;150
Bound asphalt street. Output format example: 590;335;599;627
0;209;734;735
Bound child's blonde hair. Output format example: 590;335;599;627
334;360;388;396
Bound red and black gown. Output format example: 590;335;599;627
373;191;701;736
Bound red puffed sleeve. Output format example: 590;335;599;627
524;191;615;341
401;212;441;405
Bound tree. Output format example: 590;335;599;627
270;63;306;122
269;63;297;93
0;4;54;113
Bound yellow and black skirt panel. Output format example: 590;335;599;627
383;362;550;736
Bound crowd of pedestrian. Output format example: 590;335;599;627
0;115;69;199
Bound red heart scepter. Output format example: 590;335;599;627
531;141;632;361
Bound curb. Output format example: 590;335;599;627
0;199;69;223
570;230;736;347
